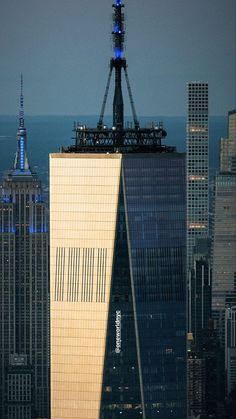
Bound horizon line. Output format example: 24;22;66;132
0;113;228;118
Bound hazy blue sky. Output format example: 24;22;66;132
0;0;235;116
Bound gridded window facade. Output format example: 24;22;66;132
212;175;236;346
7;373;31;402
187;82;209;270
7;405;31;419
0;175;49;419
220;111;236;173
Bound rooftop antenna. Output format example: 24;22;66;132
19;72;24;128
69;0;169;153
98;0;139;130
14;74;30;172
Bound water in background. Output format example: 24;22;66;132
0;115;228;199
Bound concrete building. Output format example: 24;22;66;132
186;82;209;271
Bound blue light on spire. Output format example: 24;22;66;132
13;74;31;174
20;137;25;170
114;24;120;33
115;47;122;59
116;0;122;5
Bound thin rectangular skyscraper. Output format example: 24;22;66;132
187;82;209;271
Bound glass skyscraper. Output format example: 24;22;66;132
0;77;49;419
50;1;187;418
50;152;186;419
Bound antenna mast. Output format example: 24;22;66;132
19;73;25;128
98;0;139;131
69;0;169;153
14;74;30;172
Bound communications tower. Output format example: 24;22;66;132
63;0;171;154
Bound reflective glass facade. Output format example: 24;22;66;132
100;183;142;418
50;152;187;419
123;154;186;419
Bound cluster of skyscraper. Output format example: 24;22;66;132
187;83;236;417
0;1;235;419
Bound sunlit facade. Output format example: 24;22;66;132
50;151;187;419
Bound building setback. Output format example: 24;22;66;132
0;76;49;419
50;1;187;418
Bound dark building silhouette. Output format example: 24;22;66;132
50;1;187;419
187;322;223;418
0;76;49;419
188;351;206;416
189;238;212;350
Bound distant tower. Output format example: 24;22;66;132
225;306;236;395
0;76;49;419
50;2;187;419
211;110;236;347
187;82;209;271
220;110;236;173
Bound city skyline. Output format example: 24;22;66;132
0;0;235;117
0;1;235;418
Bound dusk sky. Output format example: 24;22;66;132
0;0;235;117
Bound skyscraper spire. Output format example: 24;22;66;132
112;0;125;129
97;0;140;131
14;74;30;172
71;0;167;153
19;72;24;128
